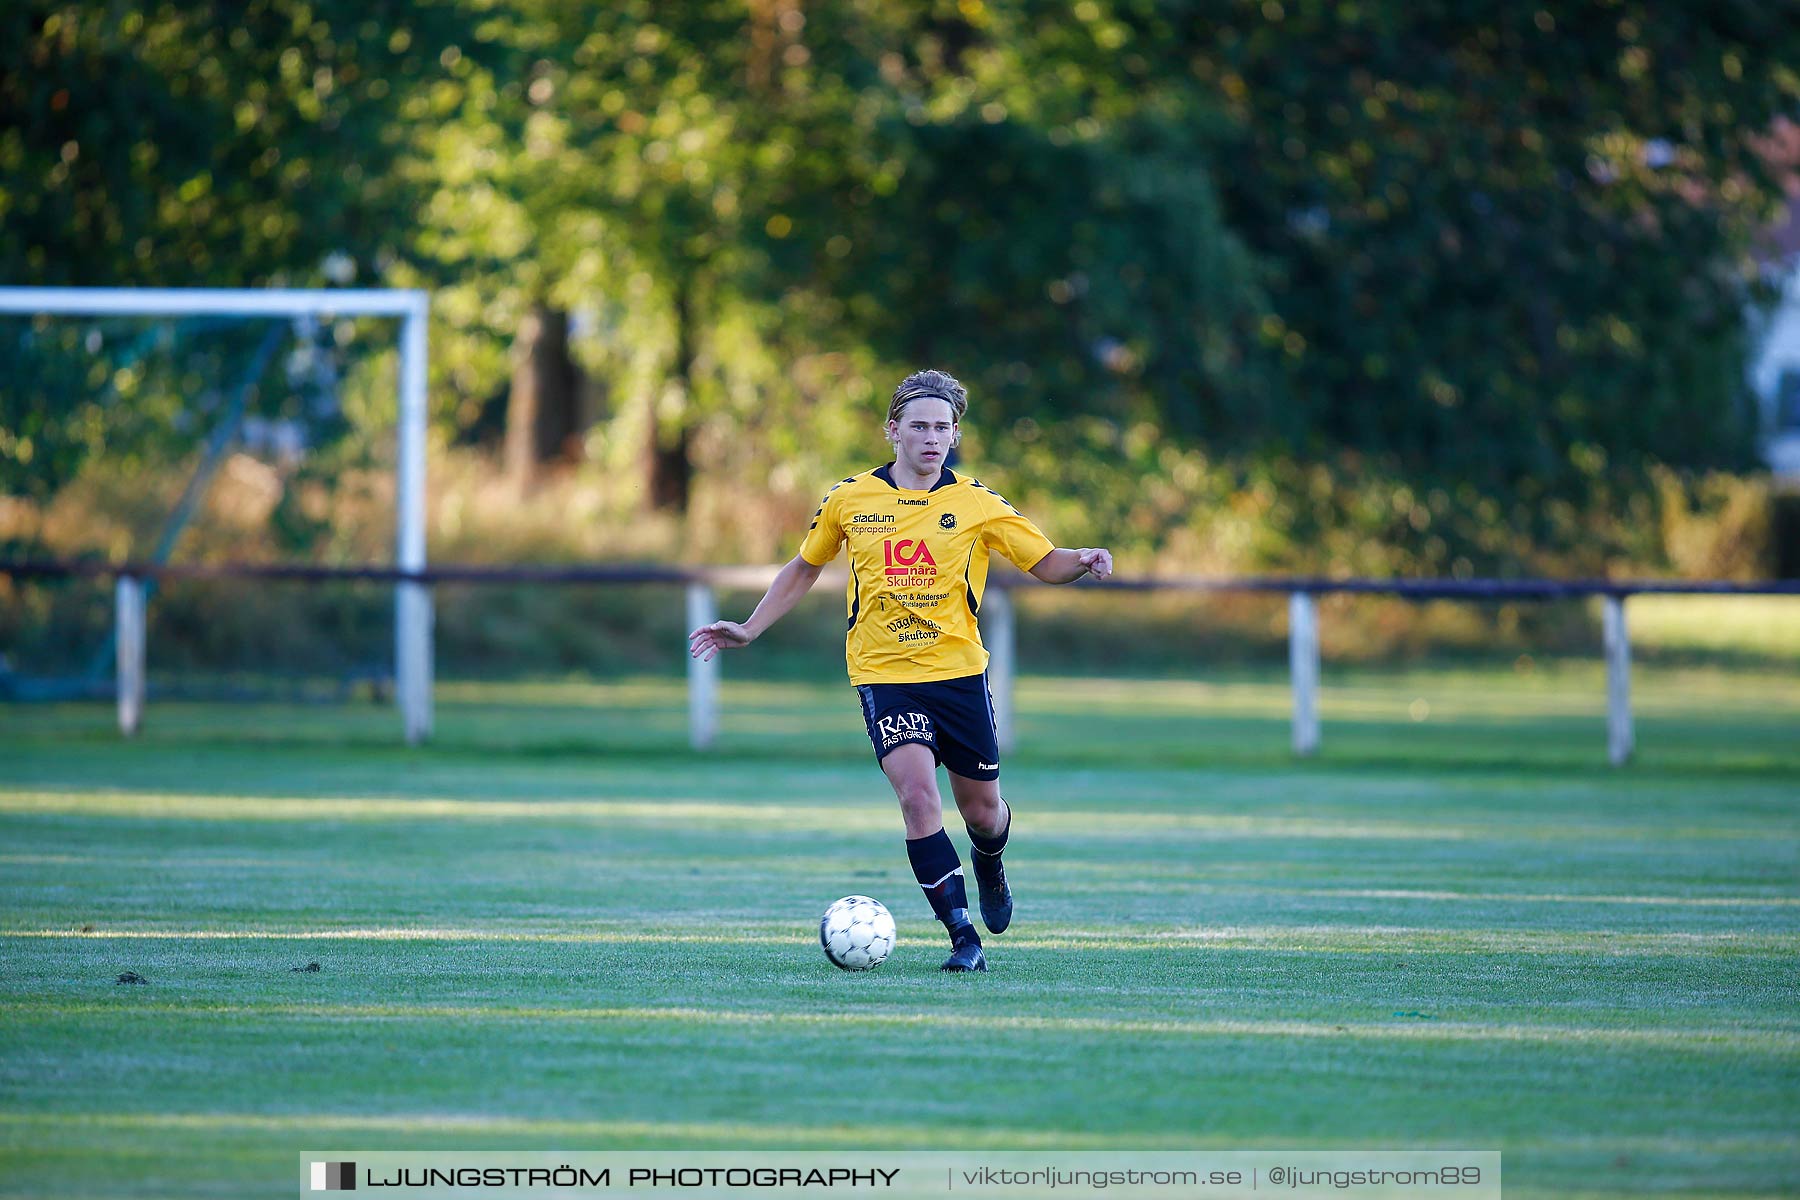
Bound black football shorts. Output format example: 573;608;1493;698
856;672;1001;780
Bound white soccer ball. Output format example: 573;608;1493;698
820;895;896;971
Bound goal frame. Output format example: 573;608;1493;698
0;286;434;744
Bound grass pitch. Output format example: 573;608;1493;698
2;663;1797;1199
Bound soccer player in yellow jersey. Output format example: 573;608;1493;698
688;369;1113;972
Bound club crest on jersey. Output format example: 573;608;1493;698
939;513;957;530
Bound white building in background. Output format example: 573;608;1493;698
1751;267;1800;479
1751;285;1800;480
1749;164;1800;481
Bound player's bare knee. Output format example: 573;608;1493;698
897;795;944;840
963;799;1004;838
895;781;940;817
950;781;1004;835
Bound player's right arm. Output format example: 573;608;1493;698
687;554;824;661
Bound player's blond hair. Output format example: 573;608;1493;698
888;370;968;423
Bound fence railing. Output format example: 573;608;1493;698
4;558;1796;765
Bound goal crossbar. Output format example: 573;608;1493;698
0;285;434;744
0;286;426;319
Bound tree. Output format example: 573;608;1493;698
504;303;583;486
855;3;1278;439
0;0;486;501
406;1;918;510
1181;0;1800;502
499;0;1272;506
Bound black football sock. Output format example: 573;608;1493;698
968;799;1011;865
906;828;979;945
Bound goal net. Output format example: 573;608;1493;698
0;288;432;742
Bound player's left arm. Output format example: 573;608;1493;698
978;487;1112;584
1028;547;1113;584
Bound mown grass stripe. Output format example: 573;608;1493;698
2;790;1784;843
7;926;1796;955
8;1002;1797;1052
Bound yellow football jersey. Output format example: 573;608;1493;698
798;464;1056;684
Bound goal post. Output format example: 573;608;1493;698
0;286;434;744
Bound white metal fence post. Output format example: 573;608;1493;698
1603;593;1634;766
986;584;1016;754
687;582;719;750
115;574;146;737
1289;591;1321;757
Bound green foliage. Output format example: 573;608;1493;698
404;0;1274;498
0;1;478;286
399;0;1796;538
5;0;1797;577
1188;0;1790;492
1651;465;1774;579
0;1;483;497
977;414;1780;583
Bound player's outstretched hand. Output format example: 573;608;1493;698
1076;548;1114;581
688;620;755;662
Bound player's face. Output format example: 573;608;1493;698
887;398;958;475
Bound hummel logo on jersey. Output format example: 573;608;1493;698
939;513;957;529
897;497;927;505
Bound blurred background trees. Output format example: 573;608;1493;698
4;0;1798;579
0;0;485;501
